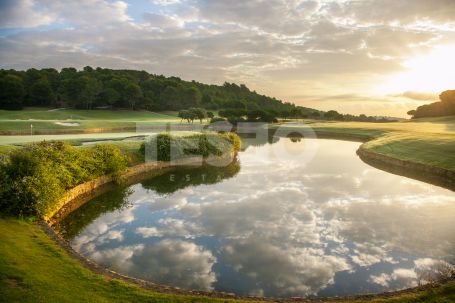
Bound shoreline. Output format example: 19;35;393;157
48;153;236;224
42;135;455;301
312;130;455;191
41;221;451;302
357;146;455;191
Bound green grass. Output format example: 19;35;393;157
278;116;455;171
1;108;455;171
0;108;182;135
0;218;254;303
0;218;453;303
0;108;179;121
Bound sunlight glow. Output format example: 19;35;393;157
375;44;455;95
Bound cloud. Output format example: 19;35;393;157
143;12;184;28
130;239;217;290
152;0;181;5
67;138;455;296
369;268;417;289
327;0;455;25
401;91;438;101
2;0;455;116
221;239;350;296
41;0;131;27
0;0;54;28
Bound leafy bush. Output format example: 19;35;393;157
140;132;241;162
0;141;127;218
210;117;227;123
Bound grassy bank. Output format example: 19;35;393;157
0;108;181;136
0;218;453;303
0;218;247;303
279;116;455;171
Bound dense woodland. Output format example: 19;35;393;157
0;66;309;114
407;90;455;118
0;66;395;122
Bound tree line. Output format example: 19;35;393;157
0;66;308;114
407;90;455;118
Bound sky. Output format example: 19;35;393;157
1;0;455;117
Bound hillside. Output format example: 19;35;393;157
0;67;316;116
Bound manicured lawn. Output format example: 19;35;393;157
1;108;455;171
0;218;454;303
0;108;179;121
278;116;455;171
0;108;182;135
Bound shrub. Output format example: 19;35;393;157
210;117;226;123
0;141;128;218
140;132;241;162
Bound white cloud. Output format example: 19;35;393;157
151;0;181;5
131;239;217;290
143;12;184;28
369;268;418;289
2;0;455;115
221;239;350;296
0;0;54;28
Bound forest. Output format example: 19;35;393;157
0;67;400;122
407;90;455;118
0;66;308;115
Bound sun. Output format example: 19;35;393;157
375;44;455;95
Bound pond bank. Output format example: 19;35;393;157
36;218;454;302
47;153;236;224
357;146;455;191
310;130;455;191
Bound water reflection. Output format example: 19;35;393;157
56;138;455;298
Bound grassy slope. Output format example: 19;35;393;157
281;116;455;171
0;219;454;303
0;108;180;133
0;219;248;303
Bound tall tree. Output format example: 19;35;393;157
80;77;102;109
30;77;55;106
0;74;25;110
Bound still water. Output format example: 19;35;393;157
56;138;455;298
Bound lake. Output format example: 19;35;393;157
56;138;455;298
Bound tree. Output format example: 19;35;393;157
280;109;291;121
62;77;86;106
184;87;202;108
190;107;207;123
178;110;188;123
80;77;102;109
178;109;197;123
325;110;343;120
124;82;142;110
0;75;25;110
99;87;120;107
407;110;416;117
207;111;214;120
159;86;179;110
30;77;55;106
407;90;455;118
439;90;455;104
0;66;314;113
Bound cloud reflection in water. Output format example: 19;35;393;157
59;138;455;297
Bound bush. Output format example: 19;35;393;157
210;117;226;123
0;141;128;218
140;132;241;162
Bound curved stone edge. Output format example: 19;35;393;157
39;221;250;301
46;153;236;224
311;130;454;191
357;145;455;191
39;219;450;302
41;136;454;301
